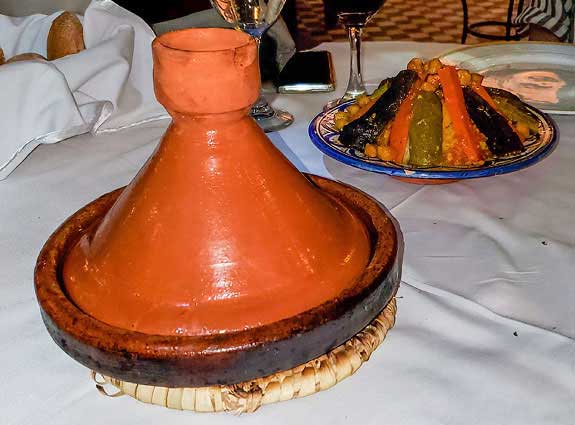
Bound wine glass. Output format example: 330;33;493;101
211;0;294;132
326;0;386;109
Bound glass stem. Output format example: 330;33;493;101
344;25;366;100
252;94;275;118
251;35;275;119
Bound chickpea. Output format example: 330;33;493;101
426;58;443;74
421;82;436;92
346;104;360;116
377;125;391;146
365;143;378;158
377;145;396;162
356;94;370;106
471;73;484;85
423;61;429;73
334;117;348;130
457;69;472;86
407;58;425;74
426;74;440;87
334;111;349;130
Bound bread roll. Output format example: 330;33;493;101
7;53;47;63
47;11;85;60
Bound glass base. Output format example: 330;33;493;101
324;88;367;111
253;108;294;132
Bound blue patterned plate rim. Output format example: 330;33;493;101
308;100;559;180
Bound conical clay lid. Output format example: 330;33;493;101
63;29;371;336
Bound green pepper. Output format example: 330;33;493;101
408;91;443;166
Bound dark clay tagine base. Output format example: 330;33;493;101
35;175;402;388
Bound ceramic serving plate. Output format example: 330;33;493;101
308;100;558;183
440;42;575;115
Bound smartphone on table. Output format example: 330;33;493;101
276;51;336;94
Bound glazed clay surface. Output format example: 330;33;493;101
63;29;371;336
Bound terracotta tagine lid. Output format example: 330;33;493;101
63;28;371;336
35;28;402;387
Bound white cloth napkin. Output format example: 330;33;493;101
0;0;168;180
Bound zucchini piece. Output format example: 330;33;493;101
408;91;443;166
486;87;540;135
462;87;524;156
340;70;419;150
371;78;391;99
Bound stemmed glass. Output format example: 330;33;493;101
211;0;294;132
326;0;386;108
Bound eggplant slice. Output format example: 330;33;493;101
339;69;419;150
463;87;524;156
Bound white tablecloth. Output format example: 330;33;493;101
1;42;574;425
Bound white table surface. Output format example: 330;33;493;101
1;41;574;425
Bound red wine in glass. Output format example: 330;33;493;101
335;0;386;26
326;0;385;107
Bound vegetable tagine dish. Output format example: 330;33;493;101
334;58;542;167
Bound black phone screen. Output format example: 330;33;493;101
276;51;335;93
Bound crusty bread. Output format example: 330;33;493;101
6;53;47;63
0;47;5;65
47;11;85;60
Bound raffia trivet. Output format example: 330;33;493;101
92;297;397;414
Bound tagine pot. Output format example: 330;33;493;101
34;28;402;387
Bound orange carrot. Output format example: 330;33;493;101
438;66;483;163
471;83;498;110
389;82;421;163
